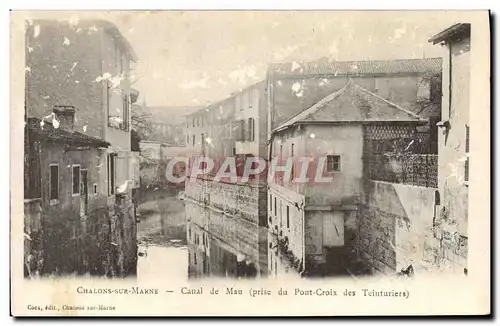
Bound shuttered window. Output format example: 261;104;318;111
49;164;59;200
72;165;80;195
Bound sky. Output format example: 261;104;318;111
27;11;473;107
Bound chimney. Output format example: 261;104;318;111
53;106;75;132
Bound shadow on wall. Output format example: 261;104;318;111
358;180;439;275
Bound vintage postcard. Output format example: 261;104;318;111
10;10;490;316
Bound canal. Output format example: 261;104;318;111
136;188;268;280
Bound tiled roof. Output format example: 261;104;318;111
270;57;442;77
273;81;425;133
26;117;110;147
429;23;471;44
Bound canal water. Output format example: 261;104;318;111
136;189;268;280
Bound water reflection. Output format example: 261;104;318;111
136;191;268;280
136;191;188;279
185;201;268;279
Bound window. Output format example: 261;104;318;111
286;206;290;229
122;93;130;131
25;137;41;199
49;164;59;202
71;165;81;195
465;125;470;153
274;197;277;216
280;202;283;227
248;118;255;142
326;155;341;172
93;183;98;194
239;120;245;141
192;135;196;146
192;117;195;127
269;194;272;212
187;135;190;144
108;154;116;195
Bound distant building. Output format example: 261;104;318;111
429;23;471;270
132;105;201;146
139;140;192;189
185;81;267;178
24;19;139;277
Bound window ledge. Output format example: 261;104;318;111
72;193;80;198
49;199;59;206
24;198;41;203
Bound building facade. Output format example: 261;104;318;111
183;81;269;276
267;80;427;277
24;19;139;277
428;23;471;272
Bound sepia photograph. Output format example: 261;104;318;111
10;9;490;316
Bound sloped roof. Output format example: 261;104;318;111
273;81;425;133
26;117;110;147
270;57;442;77
429;23;471;45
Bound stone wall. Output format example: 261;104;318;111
185;177;265;226
359;180;467;276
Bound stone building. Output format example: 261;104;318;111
185;81;267;174
24;19;140;277
427;23;471;273
267;80;429;277
265;57;451;277
183;81;269;276
24;113;121;276
138;140;191;190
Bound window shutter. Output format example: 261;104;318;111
465;125;470;153
240;120;245;141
